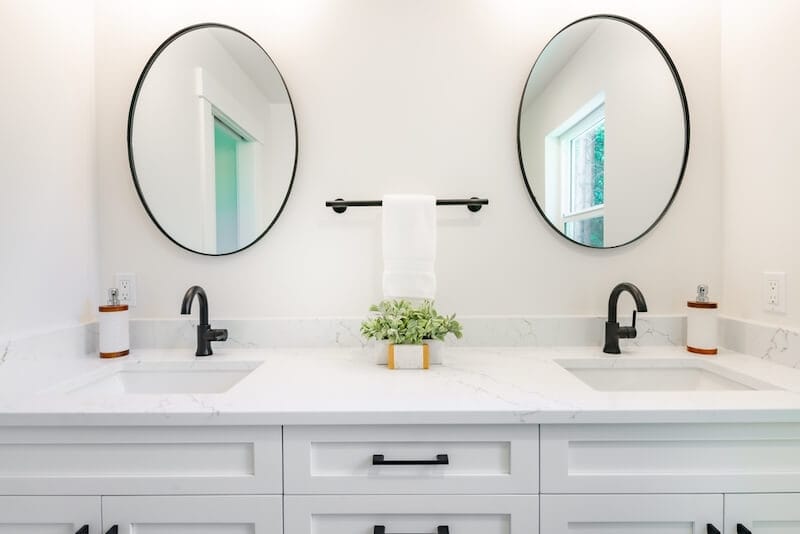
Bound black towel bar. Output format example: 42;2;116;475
325;197;488;214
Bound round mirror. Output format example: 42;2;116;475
128;24;297;255
517;15;689;248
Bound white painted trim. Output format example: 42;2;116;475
195;67;265;143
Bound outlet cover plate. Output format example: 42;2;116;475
114;272;137;307
763;271;786;313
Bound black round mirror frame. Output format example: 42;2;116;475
516;14;690;249
127;23;298;256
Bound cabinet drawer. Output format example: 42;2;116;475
541;423;800;493
103;495;282;534
725;493;800;533
540;494;722;534
0;496;101;533
0;426;281;495
284;495;538;534
284;425;538;494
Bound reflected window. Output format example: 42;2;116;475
214;118;243;253
557;103;605;246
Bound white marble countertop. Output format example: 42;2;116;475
1;345;800;425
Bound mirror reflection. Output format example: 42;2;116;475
518;15;688;248
129;24;297;255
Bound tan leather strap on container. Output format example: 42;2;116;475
100;349;129;359
99;305;129;312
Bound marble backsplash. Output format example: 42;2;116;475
128;315;685;349
5;315;796;370
720;317;800;369
0;322;97;368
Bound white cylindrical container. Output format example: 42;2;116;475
99;289;129;359
687;285;718;356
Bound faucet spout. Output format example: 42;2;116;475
604;282;648;354
607;282;648;322
181;285;209;325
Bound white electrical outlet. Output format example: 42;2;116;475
114;272;137;307
763;272;786;313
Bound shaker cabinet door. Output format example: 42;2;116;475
540;494;723;534
725;493;800;534
102;495;282;534
285;495;538;534
0;496;100;534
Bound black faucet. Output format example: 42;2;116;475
603;282;648;354
181;285;228;356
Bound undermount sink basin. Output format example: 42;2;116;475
556;358;779;392
68;361;261;395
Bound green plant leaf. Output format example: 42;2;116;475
360;299;463;344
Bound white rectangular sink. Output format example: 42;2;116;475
67;361;261;395
556;358;779;392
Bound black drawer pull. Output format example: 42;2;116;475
707;525;720;534
372;454;449;466
106;527;118;534
76;527;88;534
737;526;752;534
375;526;449;534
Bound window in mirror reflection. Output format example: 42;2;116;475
546;99;606;247
214;118;243;253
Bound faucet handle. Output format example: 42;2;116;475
617;310;638;340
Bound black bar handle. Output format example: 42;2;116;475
372;454;449;466
76;526;89;534
326;198;488;214
106;527;118;534
737;526;752;534
707;525;721;534
374;526;449;534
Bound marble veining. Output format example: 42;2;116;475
129;315;686;350
720;317;800;369
0;323;97;366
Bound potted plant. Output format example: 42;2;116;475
360;299;463;367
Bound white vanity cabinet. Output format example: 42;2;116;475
539;423;800;532
540;423;800;494
540;494;723;534
0;425;284;533
0;496;101;534
0;495;281;534
285;495;538;534
724;494;800;534
3;420;800;533
0;426;282;495
284;425;539;494
102;495;282;534
284;425;540;534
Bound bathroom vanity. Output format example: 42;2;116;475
1;347;799;534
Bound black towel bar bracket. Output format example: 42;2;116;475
325;197;488;214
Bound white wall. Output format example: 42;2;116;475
0;0;97;337
95;0;722;320
721;0;800;327
520;21;685;246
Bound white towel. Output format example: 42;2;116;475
382;194;437;300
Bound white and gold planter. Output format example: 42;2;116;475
387;343;430;369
